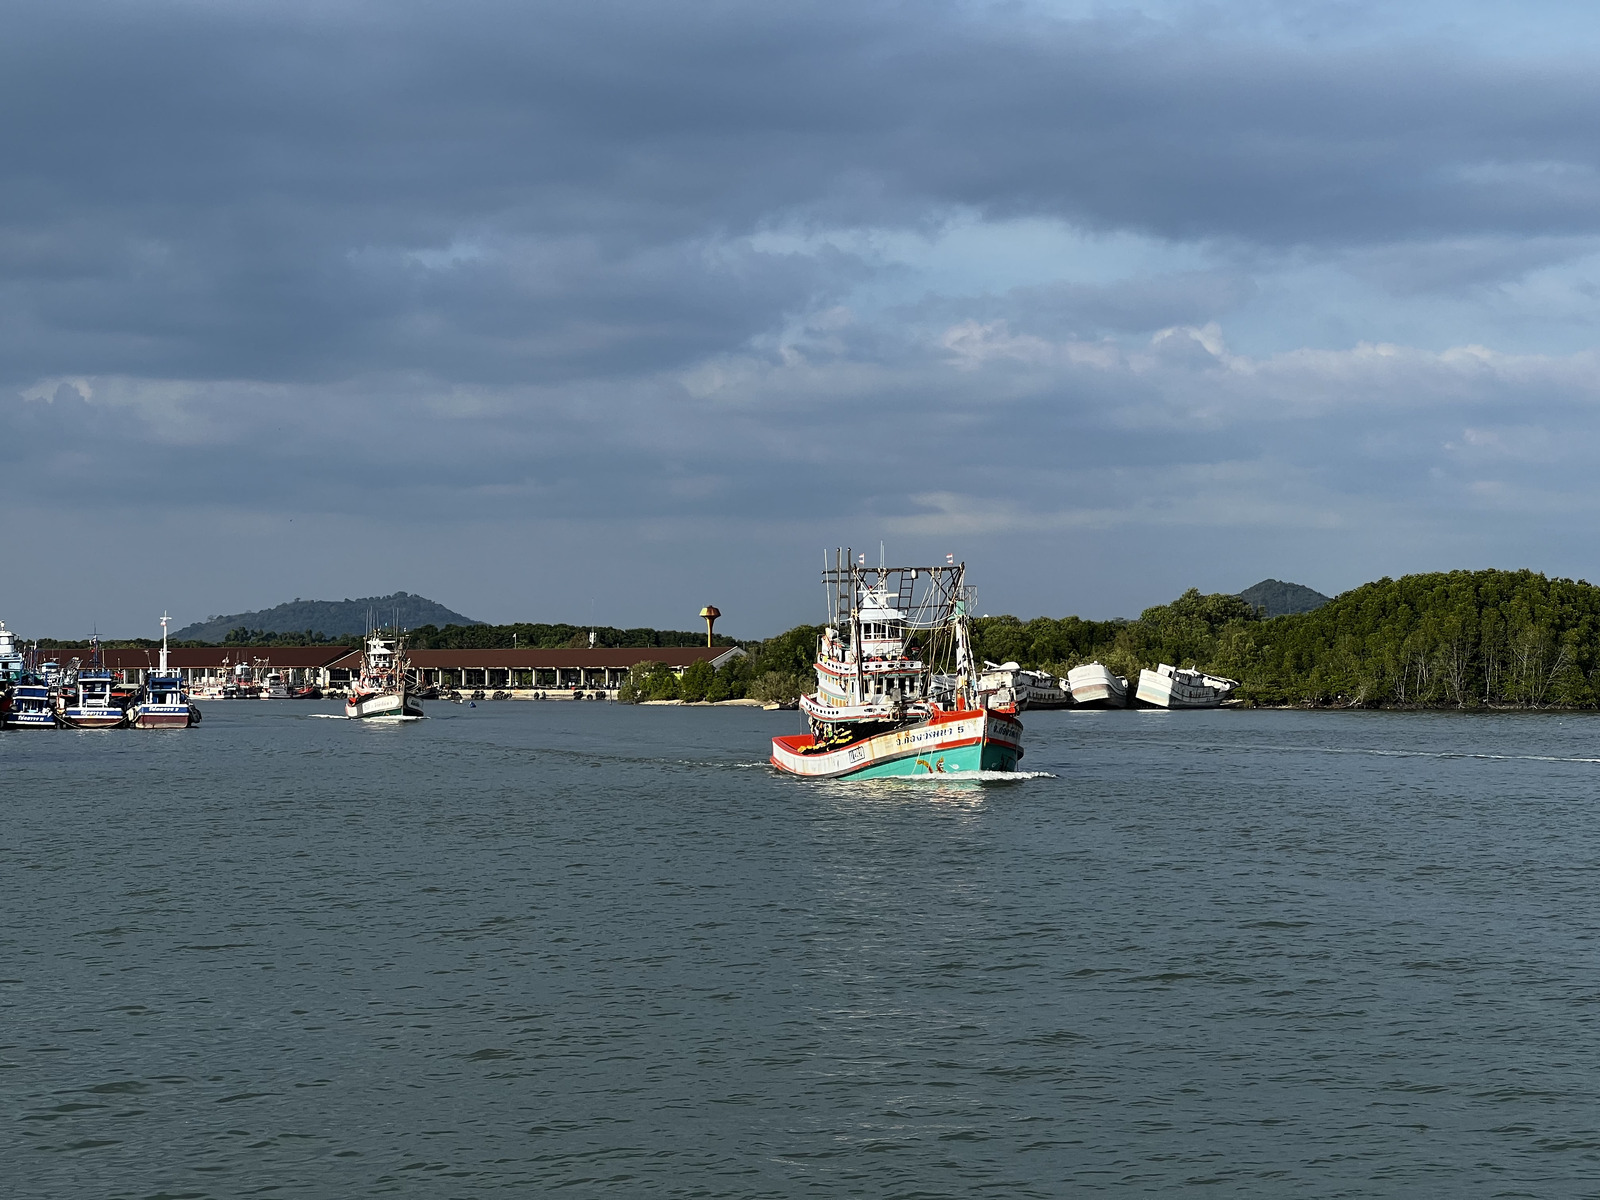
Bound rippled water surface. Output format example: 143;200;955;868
7;703;1600;1197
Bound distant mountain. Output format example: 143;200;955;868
173;592;482;642
1237;579;1332;618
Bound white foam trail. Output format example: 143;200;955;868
306;713;428;722
878;769;1056;783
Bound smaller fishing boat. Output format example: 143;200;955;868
0;620;22;682
57;666;130;729
5;675;57;728
2;624;56;729
262;670;289;699
289;684;322;699
131;614;200;729
1066;662;1130;708
345;631;424;719
1135;663;1238;709
232;660;265;699
0;620;23;726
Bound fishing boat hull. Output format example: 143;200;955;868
131;705;197;729
57;708;128;729
4;709;57;729
345;690;424;719
771;709;1023;779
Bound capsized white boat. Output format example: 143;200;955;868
978;661;1072;709
1066;662;1129;708
1135;663;1238;709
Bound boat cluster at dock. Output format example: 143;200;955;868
0;616;200;730
0;617;423;729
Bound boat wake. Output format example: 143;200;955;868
307;713;428;721
884;769;1056;783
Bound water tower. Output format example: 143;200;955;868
699;606;721;647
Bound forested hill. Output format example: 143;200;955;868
1238;578;1331;617
404;622;737;650
966;570;1600;708
174;593;480;641
1236;570;1600;707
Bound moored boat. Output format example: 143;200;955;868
770;551;1023;779
1135;663;1238;709
57;666;129;729
0;620;22;726
131;614;200;729
1;621;54;729
5;676;57;728
345;631;424;719
1066;662;1130;708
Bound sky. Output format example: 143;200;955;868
6;0;1600;638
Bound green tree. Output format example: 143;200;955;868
645;662;681;701
749;671;804;704
679;659;715;702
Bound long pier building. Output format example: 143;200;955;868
72;645;744;699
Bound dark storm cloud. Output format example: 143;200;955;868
3;0;1600;388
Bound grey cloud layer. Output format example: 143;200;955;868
6;0;1600;385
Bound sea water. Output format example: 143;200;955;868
6;703;1600;1196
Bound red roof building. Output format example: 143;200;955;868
60;643;744;693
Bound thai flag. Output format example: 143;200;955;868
945;553;954;564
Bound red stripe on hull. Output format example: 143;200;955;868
132;713;191;729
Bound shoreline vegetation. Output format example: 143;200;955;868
969;568;1600;711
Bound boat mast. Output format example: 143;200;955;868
849;548;864;705
159;612;169;674
950;562;975;697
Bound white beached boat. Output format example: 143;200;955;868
1066;662;1129;708
978;661;1072;709
1135;663;1238;709
770;551;1023;779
